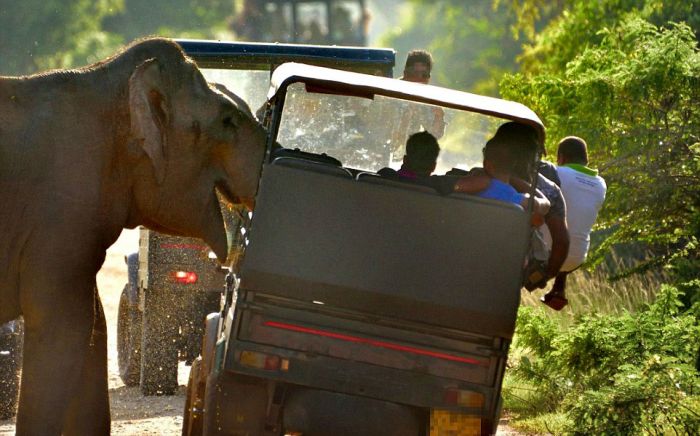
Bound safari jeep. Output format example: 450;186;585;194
183;62;545;435
117;40;396;395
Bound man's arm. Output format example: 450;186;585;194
510;176;551;220
453;174;491;194
430;106;446;138
510;176;548;197
521;193;550;216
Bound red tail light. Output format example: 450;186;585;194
239;350;289;371
172;271;198;284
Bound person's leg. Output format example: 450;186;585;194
541;271;570;310
551;272;568;296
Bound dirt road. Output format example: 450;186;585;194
0;228;521;435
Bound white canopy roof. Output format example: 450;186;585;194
268;62;545;143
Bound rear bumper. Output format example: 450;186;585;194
202;370;427;436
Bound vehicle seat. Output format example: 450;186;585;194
272;157;353;178
448;191;524;212
355;171;438;195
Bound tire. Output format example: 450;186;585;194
182;292;220;365
182;358;203;436
117;285;142;386
140;287;179;395
0;319;23;420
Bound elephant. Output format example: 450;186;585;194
0;37;266;434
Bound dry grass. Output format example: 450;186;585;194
520;260;664;323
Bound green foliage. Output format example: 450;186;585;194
520;256;663;322
501;12;700;281
0;0;234;75
510;285;700;434
494;0;567;40
382;0;525;95
0;0;123;74
511;0;700;74
101;0;234;42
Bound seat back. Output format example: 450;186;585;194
241;163;530;338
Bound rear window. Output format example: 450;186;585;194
276;82;506;173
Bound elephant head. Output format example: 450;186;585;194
125;40;267;260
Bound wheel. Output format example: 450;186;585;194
117;285;142;386
182;357;203;436
182;292;220;365
0;319;23;420
140;287;179;395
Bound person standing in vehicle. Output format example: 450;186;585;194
540;136;607;309
381;50;446;161
400;49;433;84
399;50;445;137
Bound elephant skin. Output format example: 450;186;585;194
0;37;266;435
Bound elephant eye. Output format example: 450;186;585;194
223;116;238;129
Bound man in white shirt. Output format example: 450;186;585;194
542;136;607;309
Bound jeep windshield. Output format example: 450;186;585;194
268;62;544;173
201;68;270;114
177;40;396;121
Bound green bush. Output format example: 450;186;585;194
509;285;700;434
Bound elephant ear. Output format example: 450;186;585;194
129;58;170;184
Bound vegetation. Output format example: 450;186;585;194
0;0;235;75
508;285;700;434
501;4;700;286
519;259;664;320
493;2;700;433
380;0;525;94
0;0;122;74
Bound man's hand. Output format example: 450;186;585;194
523;260;549;291
520;193;550;216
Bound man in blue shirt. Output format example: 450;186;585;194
452;126;550;215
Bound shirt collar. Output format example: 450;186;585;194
562;163;598;176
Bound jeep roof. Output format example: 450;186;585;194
176;39;395;75
266;62;545;141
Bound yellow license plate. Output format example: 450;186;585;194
430;409;482;436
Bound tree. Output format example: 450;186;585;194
0;0;234;76
101;0;234;43
500;8;700;285
0;0;123;75
511;0;700;74
381;0;528;95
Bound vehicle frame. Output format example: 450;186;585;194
184;62;545;435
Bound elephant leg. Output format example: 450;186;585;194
15;282;100;435
63;289;110;435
